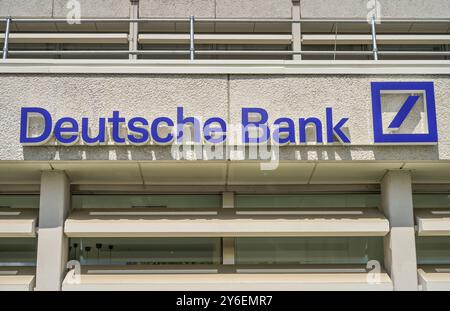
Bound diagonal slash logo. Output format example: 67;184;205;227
371;82;438;144
387;94;421;130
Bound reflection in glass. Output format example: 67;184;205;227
417;236;450;265
0;238;37;266
236;194;380;209
72;194;222;209
236;237;384;265
0;195;40;209
69;238;222;266
413;194;450;209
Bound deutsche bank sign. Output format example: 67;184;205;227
371;81;438;144
19;81;438;146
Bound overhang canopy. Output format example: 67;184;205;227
62;265;393;291
0;208;38;237
64;208;389;238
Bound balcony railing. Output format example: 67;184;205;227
1;17;450;61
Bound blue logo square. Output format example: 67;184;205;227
371;81;438;144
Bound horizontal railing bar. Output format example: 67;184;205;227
196;18;450;24
6;50;190;55
4;50;450;56
6;18;190;23
379;51;450;55
7;50;131;55
195;50;373;55
2;18;450;24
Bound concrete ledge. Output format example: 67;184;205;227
415;209;450;236
0;267;35;291
0;208;37;237
418;266;450;291
62;265;393;291
64;208;389;237
1;60;450;75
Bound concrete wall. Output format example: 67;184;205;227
139;0;216;18
0;0;53;18
0;0;130;18
139;0;292;18
52;0;130;18
0;73;449;162
215;0;292;18
301;0;450;19
1;0;448;19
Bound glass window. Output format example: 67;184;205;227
69;238;222;266
0;238;37;266
235;237;384;265
72;194;222;209
417;236;450;265
413;194;450;209
0;195;39;209
236;194;380;209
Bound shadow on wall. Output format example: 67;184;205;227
22;145;440;161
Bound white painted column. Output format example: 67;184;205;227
35;171;70;291
292;0;302;60
381;170;418;291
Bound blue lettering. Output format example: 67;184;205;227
299;117;323;144
20;107;52;145
151;117;174;144
177;107;201;143
128;117;150;145
19;106;352;146
273;118;296;144
242;108;270;144
81;117;106;145
204;117;227;144
107;111;126;144
326;107;350;143
54;117;79;145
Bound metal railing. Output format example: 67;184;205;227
1;17;450;61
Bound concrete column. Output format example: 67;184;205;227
381;170;418;291
222;238;236;265
35;171;70;291
223;192;235;209
222;192;235;264
292;0;302;60
129;0;139;60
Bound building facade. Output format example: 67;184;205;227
0;0;450;291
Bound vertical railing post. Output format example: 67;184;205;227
292;0;302;60
2;17;12;60
370;15;379;61
129;0;139;60
189;15;195;60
